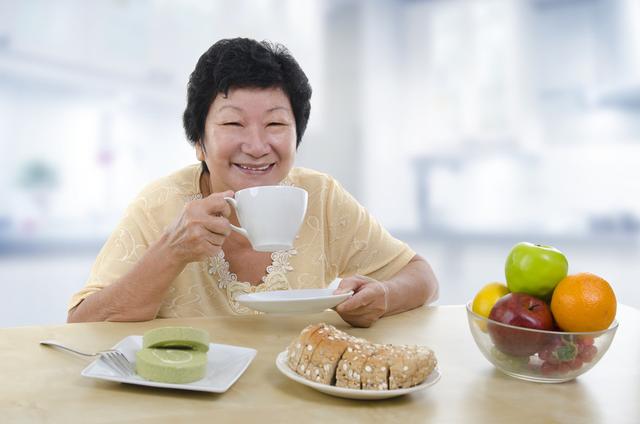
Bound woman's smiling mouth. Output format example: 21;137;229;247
233;163;275;174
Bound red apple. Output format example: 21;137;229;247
488;293;555;356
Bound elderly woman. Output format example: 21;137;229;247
68;38;438;327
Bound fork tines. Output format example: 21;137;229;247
100;351;134;376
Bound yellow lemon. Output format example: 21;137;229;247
472;282;510;318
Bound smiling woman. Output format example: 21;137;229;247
196;87;297;194
66;37;439;327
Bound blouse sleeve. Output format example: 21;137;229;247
67;200;158;311
324;176;416;282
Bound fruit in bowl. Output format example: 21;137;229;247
551;272;617;332
471;282;510;319
467;302;618;383
488;293;554;357
537;333;598;376
505;242;568;298
468;243;618;383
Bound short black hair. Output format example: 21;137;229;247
183;38;312;149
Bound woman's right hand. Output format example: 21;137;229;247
163;190;234;264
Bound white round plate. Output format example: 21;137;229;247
275;351;441;400
236;289;353;314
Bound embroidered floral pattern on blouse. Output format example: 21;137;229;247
208;249;296;314
209;251;239;289
266;249;296;276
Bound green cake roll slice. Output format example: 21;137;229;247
136;348;208;384
142;326;210;352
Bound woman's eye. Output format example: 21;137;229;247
267;122;285;127
222;122;242;127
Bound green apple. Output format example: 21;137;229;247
504;242;568;298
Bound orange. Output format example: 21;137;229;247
550;272;617;332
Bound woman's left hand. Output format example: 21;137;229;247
333;275;388;328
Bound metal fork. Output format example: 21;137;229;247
40;340;134;376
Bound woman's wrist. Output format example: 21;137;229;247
375;280;390;316
107;235;187;320
154;232;189;271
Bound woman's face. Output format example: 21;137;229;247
197;86;297;193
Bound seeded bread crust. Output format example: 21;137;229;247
306;327;351;384
411;346;437;386
361;345;393;390
335;343;377;389
389;345;416;389
287;323;323;371
296;324;332;378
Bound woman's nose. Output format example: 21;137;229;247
241;127;271;157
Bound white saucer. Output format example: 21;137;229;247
275;351;441;400
236;288;353;314
81;335;256;393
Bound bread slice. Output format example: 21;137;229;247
295;323;332;378
335;342;377;389
388;345;438;388
361;345;393;390
306;327;351;384
388;345;414;389
286;323;324;371
411;346;437;386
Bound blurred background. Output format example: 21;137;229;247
1;0;639;327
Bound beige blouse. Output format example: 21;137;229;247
68;164;416;317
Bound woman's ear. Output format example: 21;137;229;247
195;142;205;161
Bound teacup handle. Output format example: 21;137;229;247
224;197;249;239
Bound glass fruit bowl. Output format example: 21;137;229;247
466;302;618;383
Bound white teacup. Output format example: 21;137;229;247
224;186;308;252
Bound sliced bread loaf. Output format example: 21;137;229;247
286;323;437;391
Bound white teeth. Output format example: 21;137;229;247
238;164;271;171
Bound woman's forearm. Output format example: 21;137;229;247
67;234;186;323
384;255;439;316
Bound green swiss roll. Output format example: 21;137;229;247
136;348;207;384
142;326;210;352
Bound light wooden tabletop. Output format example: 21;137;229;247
1;304;638;423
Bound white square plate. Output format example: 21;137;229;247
81;336;257;393
236;289;353;314
275;351;441;400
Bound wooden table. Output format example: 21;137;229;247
1;305;638;423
